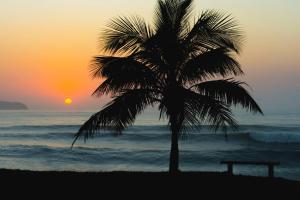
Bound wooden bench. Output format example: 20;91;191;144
220;161;280;178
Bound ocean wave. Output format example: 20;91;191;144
1;124;300;131
1;143;299;168
0;124;81;130
0;132;75;139
0;124;300;144
249;132;300;143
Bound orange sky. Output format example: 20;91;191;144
0;0;300;111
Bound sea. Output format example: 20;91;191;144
0;109;300;181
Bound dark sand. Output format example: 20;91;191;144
0;169;299;197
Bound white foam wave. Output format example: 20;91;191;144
249;131;300;143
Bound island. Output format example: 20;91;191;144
0;101;28;110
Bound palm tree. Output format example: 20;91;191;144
72;0;263;173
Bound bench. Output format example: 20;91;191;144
220;161;280;178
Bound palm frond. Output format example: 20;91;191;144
183;89;238;131
193;79;263;114
91;55;154;79
180;48;243;83
185;10;243;53
103;16;152;54
154;0;173;33
91;56;157;96
159;86;238;133
173;0;194;38
135;49;166;69
154;0;193;33
72;89;158;147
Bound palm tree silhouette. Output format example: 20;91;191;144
72;0;263;173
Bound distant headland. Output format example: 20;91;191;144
0;101;28;110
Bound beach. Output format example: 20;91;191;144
0;169;299;196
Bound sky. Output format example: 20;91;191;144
0;0;299;112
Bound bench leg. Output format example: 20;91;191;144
227;164;233;175
268;165;274;178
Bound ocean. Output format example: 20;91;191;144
0;110;300;181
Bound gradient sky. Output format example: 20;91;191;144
0;0;299;112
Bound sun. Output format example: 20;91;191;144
64;98;72;105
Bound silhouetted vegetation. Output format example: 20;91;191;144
73;0;263;173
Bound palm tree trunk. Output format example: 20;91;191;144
169;130;179;173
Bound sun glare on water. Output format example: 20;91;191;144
64;98;72;105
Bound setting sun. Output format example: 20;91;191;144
64;98;73;105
